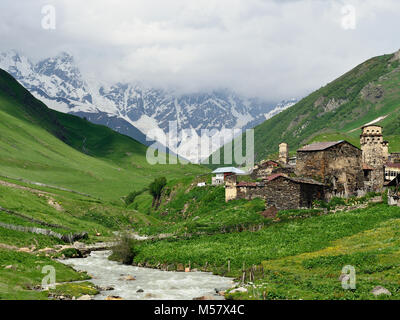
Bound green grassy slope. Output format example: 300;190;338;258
131;175;267;235
0;68;207;199
209;50;400;164
134;202;400;299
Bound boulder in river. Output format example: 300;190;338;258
99;286;114;291
77;295;92;300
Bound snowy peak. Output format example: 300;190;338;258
0;50;298;162
0;50;34;78
35;52;82;84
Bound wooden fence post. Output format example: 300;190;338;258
242;262;246;283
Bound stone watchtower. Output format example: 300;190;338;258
360;125;385;190
279;143;289;165
225;174;237;202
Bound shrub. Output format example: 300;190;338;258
109;234;140;265
149;177;167;208
125;189;146;206
61;248;82;258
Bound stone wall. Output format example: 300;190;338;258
250;161;278;180
232;176;324;210
296;142;364;196
390;153;400;163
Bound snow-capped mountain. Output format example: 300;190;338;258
264;99;297;120
0;50;297;162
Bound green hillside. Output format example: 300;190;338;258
209;50;400;164
0;69;207;200
0;68;209;299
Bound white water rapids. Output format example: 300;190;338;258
60;250;235;300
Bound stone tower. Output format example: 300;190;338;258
225;174;237;202
383;140;389;162
360;125;385;191
279;143;289;165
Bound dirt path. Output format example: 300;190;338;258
0;179;53;195
0;179;64;212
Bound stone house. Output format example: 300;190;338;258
225;174;325;210
295;140;364;197
250;160;279;180
226;124;396;210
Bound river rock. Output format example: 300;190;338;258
121;275;136;281
177;264;184;271
371;286;391;296
106;296;124;300
193;296;215;300
230;287;248;293
77;295;92;300
100;286;114;291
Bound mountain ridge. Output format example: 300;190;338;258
0;50;297;162
0;67;206;199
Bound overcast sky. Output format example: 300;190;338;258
1;0;400;101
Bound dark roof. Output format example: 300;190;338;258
266;173;325;186
297;140;360;152
266;173;285;181
386;162;400;169
361;124;382;129
298;141;342;152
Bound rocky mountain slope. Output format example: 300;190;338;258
0;50;296;162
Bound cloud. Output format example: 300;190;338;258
0;0;400;101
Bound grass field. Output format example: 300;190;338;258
132;202;400;299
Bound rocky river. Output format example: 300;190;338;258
60;250;235;300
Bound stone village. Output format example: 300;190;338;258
214;124;400;211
